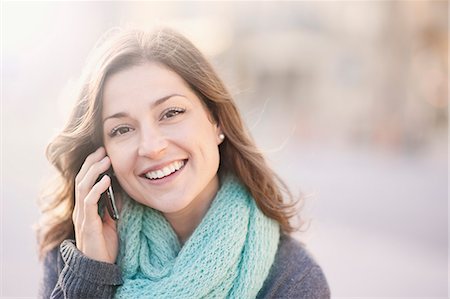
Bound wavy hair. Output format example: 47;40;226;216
37;27;300;258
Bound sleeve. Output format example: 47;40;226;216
285;265;331;299
39;240;123;299
256;235;331;299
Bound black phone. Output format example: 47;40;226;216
97;169;120;221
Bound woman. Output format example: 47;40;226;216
38;27;330;298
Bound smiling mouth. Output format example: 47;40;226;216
142;159;187;180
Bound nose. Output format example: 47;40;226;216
137;125;168;159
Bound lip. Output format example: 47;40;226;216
139;159;188;186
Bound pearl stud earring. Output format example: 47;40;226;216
219;133;225;140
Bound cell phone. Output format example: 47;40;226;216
97;169;120;221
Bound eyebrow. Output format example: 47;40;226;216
102;93;185;124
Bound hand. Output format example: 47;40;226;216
73;147;119;263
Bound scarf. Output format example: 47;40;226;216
115;175;280;299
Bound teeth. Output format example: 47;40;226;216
145;160;185;179
162;167;171;176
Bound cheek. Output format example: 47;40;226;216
190;113;219;141
182;123;217;151
196;127;221;161
105;144;133;174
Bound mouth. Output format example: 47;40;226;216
141;159;188;181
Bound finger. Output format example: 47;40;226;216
74;156;110;230
75;147;106;186
74;164;110;232
75;155;111;216
78;155;111;196
83;175;111;222
74;175;109;251
74;147;106;217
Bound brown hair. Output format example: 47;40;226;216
37;27;299;258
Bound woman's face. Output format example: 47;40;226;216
102;62;222;215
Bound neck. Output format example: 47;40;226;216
163;176;220;245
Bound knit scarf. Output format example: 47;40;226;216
115;175;280;298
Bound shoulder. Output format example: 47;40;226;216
257;234;330;299
39;244;64;298
42;244;64;277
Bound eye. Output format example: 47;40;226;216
160;107;186;120
109;125;133;137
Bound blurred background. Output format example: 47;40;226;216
2;1;448;298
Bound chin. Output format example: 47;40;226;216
141;196;192;214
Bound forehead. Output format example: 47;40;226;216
102;62;198;110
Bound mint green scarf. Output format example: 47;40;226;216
115;175;280;298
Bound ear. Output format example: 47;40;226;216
215;124;225;145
